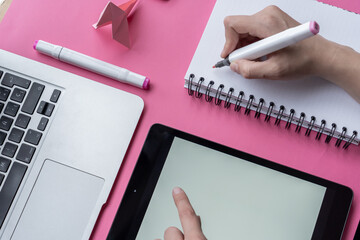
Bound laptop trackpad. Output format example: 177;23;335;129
11;160;104;240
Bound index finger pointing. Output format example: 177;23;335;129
172;187;206;239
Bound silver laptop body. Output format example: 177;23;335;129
0;49;143;240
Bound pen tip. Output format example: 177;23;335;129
33;40;39;50
143;78;150;90
212;65;216;68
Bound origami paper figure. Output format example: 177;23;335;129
93;0;138;48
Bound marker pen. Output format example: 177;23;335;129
213;21;319;68
34;40;150;89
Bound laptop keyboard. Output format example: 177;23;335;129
0;70;61;228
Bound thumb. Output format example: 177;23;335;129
230;58;280;80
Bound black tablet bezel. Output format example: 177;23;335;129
107;124;353;240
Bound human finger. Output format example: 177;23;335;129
230;58;287;80
222;15;260;58
222;6;300;58
164;226;184;240
172;187;206;239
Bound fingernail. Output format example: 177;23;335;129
173;187;183;195
230;62;238;72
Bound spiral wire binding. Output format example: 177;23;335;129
188;74;195;96
187;73;358;149
325;123;337;143
195;77;205;98
265;102;275;122
275;105;285;126
343;131;357;149
316;120;326;140
215;84;225;105
295;113;305;133
224;88;234;109
285;109;295;129
245;95;254;115
335;127;347;147
305;116;316;137
205;81;215;102
234;91;244;112
255;98;264;119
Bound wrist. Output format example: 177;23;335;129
310;36;339;80
311;37;360;102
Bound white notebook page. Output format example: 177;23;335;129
185;0;360;143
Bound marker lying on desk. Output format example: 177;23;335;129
33;40;150;90
213;21;320;68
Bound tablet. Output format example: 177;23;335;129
107;124;352;240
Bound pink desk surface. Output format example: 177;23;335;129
1;0;360;239
318;0;360;14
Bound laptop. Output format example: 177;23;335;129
0;49;144;240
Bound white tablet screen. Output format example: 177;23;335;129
136;137;326;240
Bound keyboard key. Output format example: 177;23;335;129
2;142;18;158
16;144;36;163
0;102;4;113
21;82;45;114
0;131;6;145
0;157;11;172
10;88;26;103
0;70;3;79
37;101;46;114
0;87;10;101
4;102;20;117
24;129;42;145
37;117;48;131
0;116;13;131
0;174;3;186
15;114;30;129
9;128;24;143
2;73;31;89
50;89;61;103
37;101;55;117
44;103;55;117
0;162;27;228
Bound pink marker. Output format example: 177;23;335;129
214;21;320;68
34;40;150;90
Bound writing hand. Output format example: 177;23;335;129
222;5;360;102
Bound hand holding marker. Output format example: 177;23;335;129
34;40;150;90
213;21;320;68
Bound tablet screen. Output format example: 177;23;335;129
136;137;326;239
107;124;352;240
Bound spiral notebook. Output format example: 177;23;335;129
184;0;360;148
